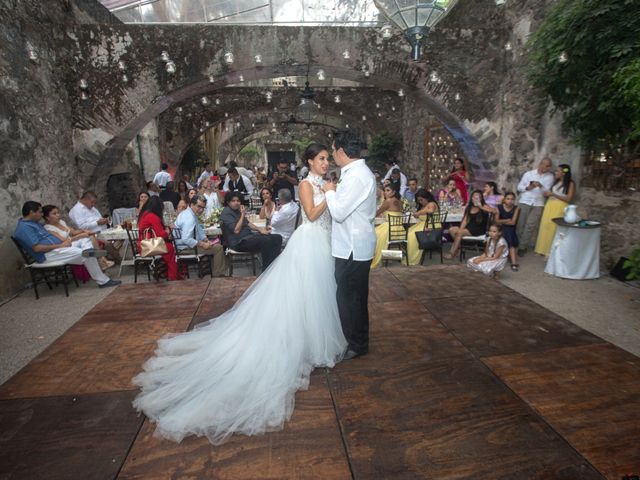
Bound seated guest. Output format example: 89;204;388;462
69;190;121;264
220;192;282;272
407;189;440;266
201;179;222;218
482;181;503;208
445;189;494;260
138;196;180;281
437;179;463;208
176;199;188;215
43;204;113;270
69;191;109;233
178;178;191;198
371;185;404;268
403;177;419;205
174;195;226;277
135;191;150;216
147;181;160;197
467;223;509;276
269;189;299;244
14;201;120;288
160;181;181;209
259;187;275;221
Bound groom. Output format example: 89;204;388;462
323;129;377;360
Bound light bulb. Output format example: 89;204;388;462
316;69;326;81
215;98;221;105
209;75;215;83
254;54;262;64
117;60;126;71
381;24;392;39
224;52;234;64
505;42;512;51
398;89;405;97
121;74;128;83
342;50;350;60
559;51;568;63
160;51;170;62
79;79;89;90
334;95;341;103
201;96;209;106
165;61;176;73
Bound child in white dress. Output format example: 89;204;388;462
467;223;509;276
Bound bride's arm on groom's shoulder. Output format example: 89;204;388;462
299;181;327;222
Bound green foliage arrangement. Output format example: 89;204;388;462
239;144;260;163
528;0;640;155
623;246;640;280
292;137;316;159
367;131;402;172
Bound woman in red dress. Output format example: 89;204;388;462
446;157;471;204
138;196;180;280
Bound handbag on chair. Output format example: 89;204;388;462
415;215;442;250
140;228;168;257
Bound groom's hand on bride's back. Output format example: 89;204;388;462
322;182;336;192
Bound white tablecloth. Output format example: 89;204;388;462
545;223;601;279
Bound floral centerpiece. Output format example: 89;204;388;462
401;197;412;214
201;207;222;226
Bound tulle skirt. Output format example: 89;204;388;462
132;222;347;444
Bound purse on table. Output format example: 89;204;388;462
415;215;442;250
140;228;168;257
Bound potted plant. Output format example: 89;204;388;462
623;247;640;280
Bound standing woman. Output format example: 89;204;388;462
371;185;404;268
138;196;180;281
446;157;470;204
177;180;189;203
407;189;440;265
534;164;576;256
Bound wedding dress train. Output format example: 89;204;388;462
133;174;346;444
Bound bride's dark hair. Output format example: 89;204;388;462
303;143;328;168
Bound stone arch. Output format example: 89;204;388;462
99;65;491;185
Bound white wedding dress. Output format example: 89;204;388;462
132;173;347;444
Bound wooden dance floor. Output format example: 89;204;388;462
1;265;638;479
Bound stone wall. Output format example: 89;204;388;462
576;188;640;269
0;0;113;297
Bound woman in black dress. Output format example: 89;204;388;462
444;190;494;259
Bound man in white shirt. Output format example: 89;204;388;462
383;160;407;195
223;167;254;198
270;189;299;244
516;157;555;254
69;191;121;263
153;163;172;189
69;191;109;234
197;163;214;188
323;129;377;360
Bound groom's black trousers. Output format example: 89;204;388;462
335;255;371;354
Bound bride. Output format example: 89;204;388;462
133;143;347;444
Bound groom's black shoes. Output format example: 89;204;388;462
343;349;367;360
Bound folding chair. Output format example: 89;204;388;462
124;228;155;282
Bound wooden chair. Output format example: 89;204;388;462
171;227;213;279
124;228;155;282
383;212;412;266
11;236;78;299
419;211;449;265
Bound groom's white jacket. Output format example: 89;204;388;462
325;159;377;261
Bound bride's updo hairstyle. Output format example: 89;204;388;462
303;143;328;168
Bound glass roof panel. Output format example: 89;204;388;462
99;0;383;25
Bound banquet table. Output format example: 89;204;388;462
544;218;601;280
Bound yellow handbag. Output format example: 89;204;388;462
140;228;168;257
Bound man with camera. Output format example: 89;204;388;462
267;159;298;200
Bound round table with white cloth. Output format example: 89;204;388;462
544;218;601;280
